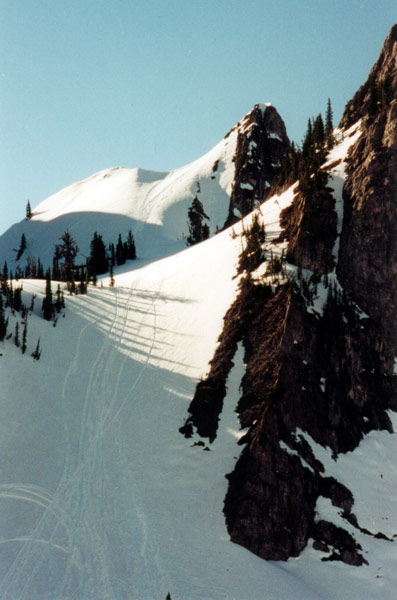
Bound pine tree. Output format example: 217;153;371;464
32;338;41;360
116;234;125;266
14;321;20;347
52;251;61;281
0;294;8;341
16;233;27;260
126;230;136;260
13;286;22;312
325;98;335;148
88;232;108;275
21;318;27;354
109;261;115;287
58;231;79;292
78;267;87;294
1;262;8;294
55;284;64;312
186;196;210;246
302;118;313;158
26;200;32;220
313;113;325;146
42;269;54;320
37;258;44;279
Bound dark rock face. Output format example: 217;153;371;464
280;184;338;274
338;103;397;352
225;104;290;227
181;27;397;566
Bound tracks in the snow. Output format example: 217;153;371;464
0;278;163;599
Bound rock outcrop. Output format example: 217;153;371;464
181;26;397;566
225;104;290;226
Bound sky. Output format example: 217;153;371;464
1;0;396;235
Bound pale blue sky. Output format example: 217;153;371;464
1;0;396;234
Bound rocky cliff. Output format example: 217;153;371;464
224;104;290;226
181;26;397;565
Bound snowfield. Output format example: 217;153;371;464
1;122;397;599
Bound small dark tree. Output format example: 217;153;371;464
1;262;9;294
37;258;44;280
116;234;125;266
109;261;115;287
52;250;61;281
313;113;325;146
55;284;65;312
13;286;22;312
14;322;20;347
29;294;36;313
32;338;41;360
16;234;27;260
58;231;79;292
78;267;87;294
238;214;266;273
21;318;27;354
26;200;32;220
0;294;8;341
325;98;335;148
42;269;54;321
126;230;136;260
186;196;210;246
89;232;108;275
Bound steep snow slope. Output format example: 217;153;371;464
1;119;396;599
1;131;397;599
0;121;239;271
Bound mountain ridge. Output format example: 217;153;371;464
0;25;396;600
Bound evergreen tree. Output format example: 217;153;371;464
32;338;41;360
238;214;266;272
55;284;65;312
325;98;334;148
37;258;44;279
2;262;8;294
52;251;61;280
109;243;115;268
13;286;22;312
116;234;125;265
78;267;87;294
302;118;313;158
14;321;20;347
58;231;79;291
26;200;32;220
0;294;8;341
16;233;27;260
109;261;115;287
313;113;325;146
186;196;210;246
126;230;136;260
42;269;54;320
21;318;27;354
88;232;108;275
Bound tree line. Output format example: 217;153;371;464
274;98;335;193
11;229;136;286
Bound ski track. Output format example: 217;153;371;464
0;274;167;599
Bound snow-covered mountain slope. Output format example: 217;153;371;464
0;103;288;273
0;117;396;599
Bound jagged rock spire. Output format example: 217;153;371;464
224;104;290;227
